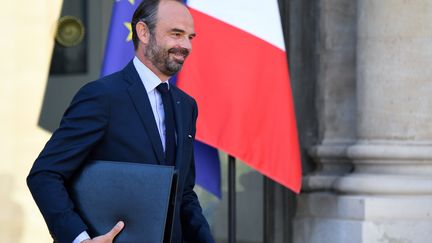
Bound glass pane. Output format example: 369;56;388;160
196;152;263;243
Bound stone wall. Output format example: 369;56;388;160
294;1;432;242
0;1;62;242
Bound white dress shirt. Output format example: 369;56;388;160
133;56;170;151
72;57;169;243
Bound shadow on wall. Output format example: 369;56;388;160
0;174;23;242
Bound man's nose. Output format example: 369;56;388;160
180;37;192;52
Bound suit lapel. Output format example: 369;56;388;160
123;61;165;163
170;86;185;169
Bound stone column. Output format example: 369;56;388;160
334;0;432;195
302;0;357;191
295;1;432;242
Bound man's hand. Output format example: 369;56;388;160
82;221;124;243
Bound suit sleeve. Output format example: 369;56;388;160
180;100;215;243
27;81;110;243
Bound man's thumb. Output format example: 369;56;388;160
106;221;124;239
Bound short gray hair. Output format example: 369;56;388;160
131;0;159;50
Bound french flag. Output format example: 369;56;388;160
179;0;302;193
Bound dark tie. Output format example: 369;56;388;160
156;83;176;166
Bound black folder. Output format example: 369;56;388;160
69;160;177;243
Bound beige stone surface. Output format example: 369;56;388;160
0;0;62;242
357;0;432;141
294;193;432;243
298;0;432;242
303;0;357;192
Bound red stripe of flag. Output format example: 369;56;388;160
178;9;302;193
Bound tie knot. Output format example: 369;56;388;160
156;83;169;94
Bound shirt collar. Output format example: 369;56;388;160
133;56;169;93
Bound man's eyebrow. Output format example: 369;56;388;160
171;28;196;37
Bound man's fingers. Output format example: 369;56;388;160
105;221;124;239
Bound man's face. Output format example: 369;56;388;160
144;1;195;77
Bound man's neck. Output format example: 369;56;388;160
135;52;170;82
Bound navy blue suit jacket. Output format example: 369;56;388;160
27;61;214;243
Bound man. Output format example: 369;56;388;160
27;0;215;242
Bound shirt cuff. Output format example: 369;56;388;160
72;231;90;243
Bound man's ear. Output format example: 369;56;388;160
136;22;150;45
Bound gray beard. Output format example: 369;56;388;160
144;36;184;77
